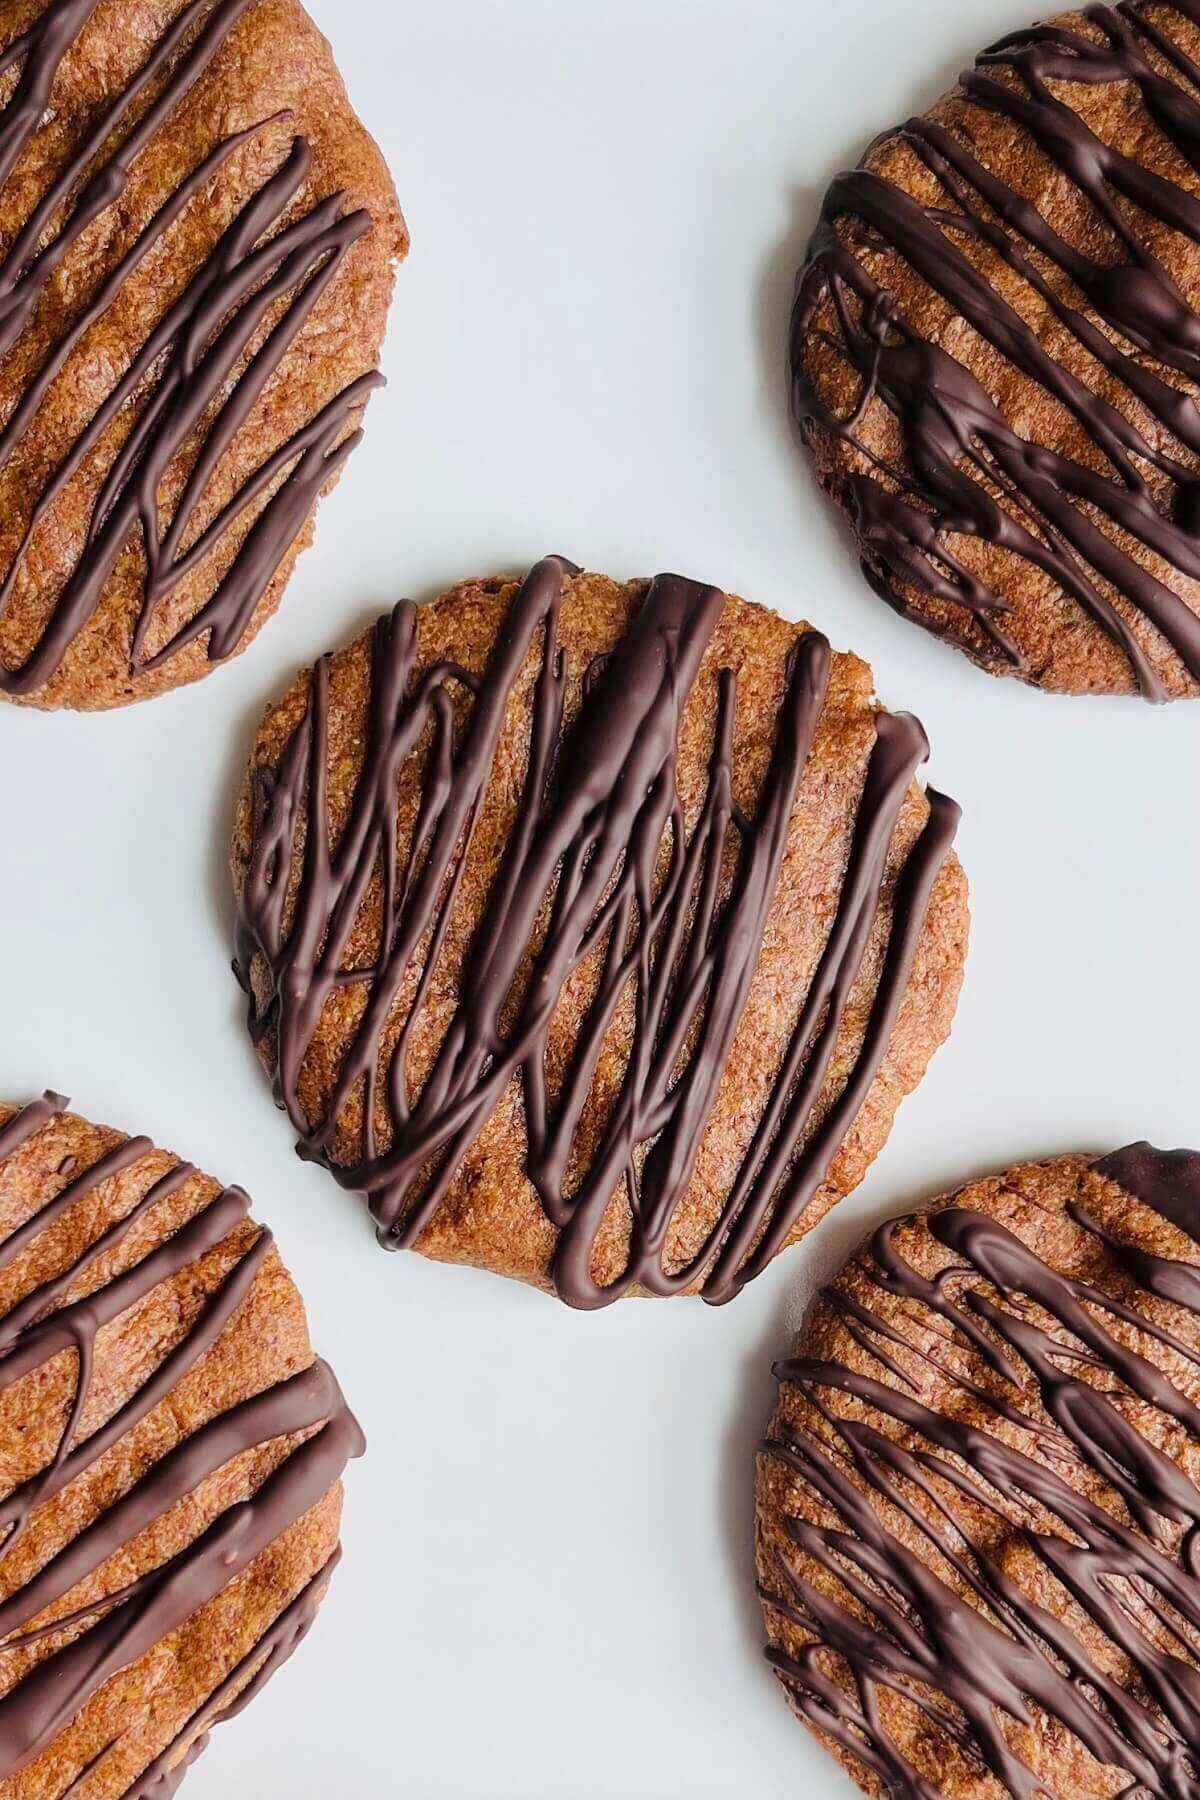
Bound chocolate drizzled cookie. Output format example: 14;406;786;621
793;2;1200;700
758;1142;1200;1800
232;557;968;1307
0;1092;362;1798
0;0;404;709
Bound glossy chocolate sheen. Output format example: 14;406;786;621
234;556;961;1308
0;1093;363;1793
761;1142;1200;1800
0;0;386;698
793;2;1200;700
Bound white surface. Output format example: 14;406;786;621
1;0;1198;1794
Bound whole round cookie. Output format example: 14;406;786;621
757;1141;1200;1800
792;4;1200;701
0;0;404;710
0;1091;362;1797
231;554;969;1308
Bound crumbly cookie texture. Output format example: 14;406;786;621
793;3;1200;701
231;557;969;1307
0;1092;362;1799
758;1141;1200;1800
0;0;405;710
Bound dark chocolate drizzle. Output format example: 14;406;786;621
121;1549;340;1800
234;555;960;1308
0;1092;363;1794
763;1142;1200;1800
0;0;381;694
792;1;1200;699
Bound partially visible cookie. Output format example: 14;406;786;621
231;554;968;1307
758;1141;1200;1800
0;1091;362;1799
792;4;1200;700
0;0;405;709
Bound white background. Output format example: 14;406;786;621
1;0;1198;1794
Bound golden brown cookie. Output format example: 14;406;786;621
231;555;969;1307
0;1090;362;1798
792;3;1200;701
757;1141;1200;1800
0;0;404;710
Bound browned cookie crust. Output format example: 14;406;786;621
792;3;1200;700
0;0;404;711
231;556;969;1308
757;1142;1200;1800
0;1091;362;1799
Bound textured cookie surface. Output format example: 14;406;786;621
793;2;1200;700
231;555;968;1308
0;0;404;710
757;1141;1200;1799
0;1091;362;1798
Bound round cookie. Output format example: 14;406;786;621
0;0;404;710
0;1090;362;1798
231;554;969;1308
757;1141;1200;1800
792;4;1200;701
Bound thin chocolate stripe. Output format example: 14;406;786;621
0;0;380;692
122;1550;340;1800
793;2;1200;699
763;1145;1200;1798
0;1095;363;1790
235;557;959;1306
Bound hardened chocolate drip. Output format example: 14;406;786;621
234;556;959;1307
0;0;379;692
0;1093;363;1792
123;1549;340;1800
763;1144;1200;1800
793;2;1200;700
